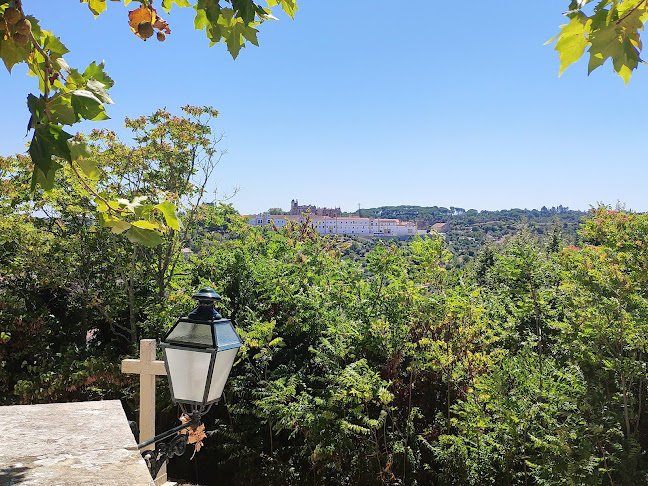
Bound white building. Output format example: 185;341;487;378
248;213;416;237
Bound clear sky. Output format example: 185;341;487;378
2;1;647;214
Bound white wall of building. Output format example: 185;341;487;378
248;213;416;236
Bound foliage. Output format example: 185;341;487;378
0;107;226;404
344;205;585;268
549;0;648;84
3;135;648;486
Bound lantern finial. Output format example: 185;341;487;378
189;287;222;321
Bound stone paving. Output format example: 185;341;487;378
0;400;154;486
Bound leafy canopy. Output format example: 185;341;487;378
549;0;648;84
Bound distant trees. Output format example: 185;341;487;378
351;204;586;269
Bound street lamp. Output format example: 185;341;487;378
161;287;242;415
138;287;242;478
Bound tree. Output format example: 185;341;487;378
84;106;226;339
560;208;648;443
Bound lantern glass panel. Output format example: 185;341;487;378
213;320;240;348
166;321;213;347
165;347;212;402
206;347;239;402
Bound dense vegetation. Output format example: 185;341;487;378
2;111;648;485
348;205;587;268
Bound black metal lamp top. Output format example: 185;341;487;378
188;287;222;321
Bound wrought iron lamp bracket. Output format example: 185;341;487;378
142;431;188;479
137;410;203;479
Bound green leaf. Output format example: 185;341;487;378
132;220;164;231
29;124;72;191
133;203;154;219
267;0;297;18
42;32;70;58
226;21;246;59
99;214;131;234
27;94;46;131
86;79;114;104
83;61;115;88
31;161;62;192
77;159;101;180
587;23;640;84
29;124;72;183
126;226;164;247
83;0;107;17
195;0;223;43
155;201;182;230
0;37;31;72
162;0;192;13
67;140;92;161
54;57;70;73
241;24;259;46
71;90;109;121
232;0;257;24
95;197;109;213
48;96;76;126
551;14;592;75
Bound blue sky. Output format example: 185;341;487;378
1;1;647;214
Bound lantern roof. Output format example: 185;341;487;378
163;318;241;350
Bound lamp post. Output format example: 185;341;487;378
138;287;242;478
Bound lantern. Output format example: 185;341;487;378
160;287;242;410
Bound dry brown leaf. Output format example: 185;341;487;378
178;414;207;453
128;5;155;35
128;5;171;40
153;16;171;35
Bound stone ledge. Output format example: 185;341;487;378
0;400;154;486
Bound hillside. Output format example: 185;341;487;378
346;205;589;266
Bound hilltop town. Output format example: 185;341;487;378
249;200;418;238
